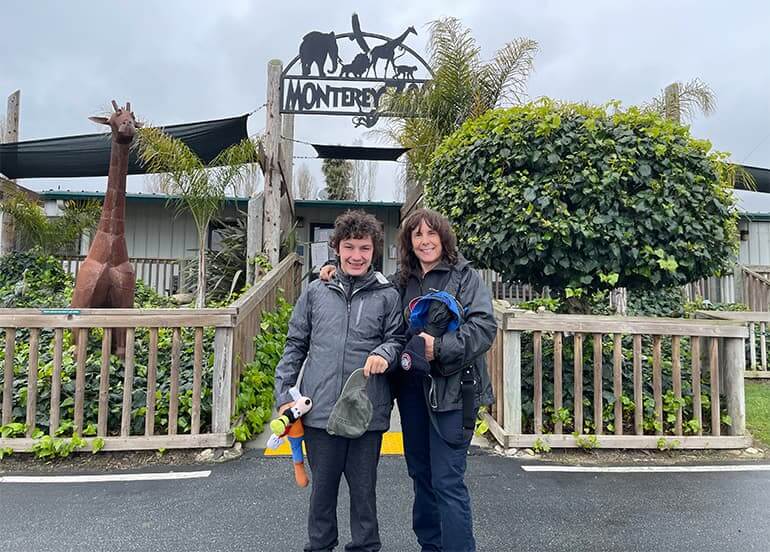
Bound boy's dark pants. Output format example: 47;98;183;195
303;426;384;552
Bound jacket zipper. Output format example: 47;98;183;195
332;282;366;399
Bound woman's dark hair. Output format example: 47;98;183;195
329;209;384;259
398;208;458;287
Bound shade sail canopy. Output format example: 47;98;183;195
0;115;249;179
311;144;408;161
736;165;770;193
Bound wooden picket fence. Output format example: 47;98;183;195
60;255;190;297
484;307;751;449
696;310;770;379
683;265;770;312
0;254;301;453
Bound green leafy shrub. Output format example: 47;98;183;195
232;296;292;442
0;250;73;308
429;100;739;305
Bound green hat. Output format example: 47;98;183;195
326;368;372;439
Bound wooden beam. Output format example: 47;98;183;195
262;60;283;267
505;314;748;338
502;327;521;434
0;90;20;254
0;433;234;452
744;371;770;379
723;337;746;436
502;433;752;450
280;113;295;221
212;327;234;433
246;191;263;285
697;310;770;323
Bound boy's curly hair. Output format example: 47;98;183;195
329;209;384;258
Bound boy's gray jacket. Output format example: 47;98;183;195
274;270;405;432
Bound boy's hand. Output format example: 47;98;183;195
363;354;388;377
277;402;293;415
419;333;435;361
319;265;336;281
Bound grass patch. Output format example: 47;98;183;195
746;381;770;447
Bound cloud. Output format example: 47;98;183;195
2;1;768;198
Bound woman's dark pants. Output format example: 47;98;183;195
397;377;476;552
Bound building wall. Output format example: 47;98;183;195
294;203;401;277
739;219;770;266
80;200;242;260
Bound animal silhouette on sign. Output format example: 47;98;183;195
394;65;418;79
299;31;342;77
368;26;417;78
340;53;371;78
71;100;140;356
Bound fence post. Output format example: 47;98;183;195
212;326;234;434
723;336;746;436
733;264;745;306
502;324;522;435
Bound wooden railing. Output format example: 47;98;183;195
741;267;770;312
696;310;770;379
478;269;547;304
485;308;750;449
229;254;302;406
60;256;189;297
683;265;770;311
0;253;301;453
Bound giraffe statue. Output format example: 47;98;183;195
71;100;142;356
368;26;417;78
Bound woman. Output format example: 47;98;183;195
322;208;496;552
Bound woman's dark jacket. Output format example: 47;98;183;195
399;257;496;412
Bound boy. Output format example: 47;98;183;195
274;210;404;552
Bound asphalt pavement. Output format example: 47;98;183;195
2;448;770;552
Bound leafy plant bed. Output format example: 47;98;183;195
519;330;733;437
0;251;292;458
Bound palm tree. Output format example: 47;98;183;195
644;78;716;123
321;158;353;200
384;17;539;183
0;193;100;256
135;129;259;307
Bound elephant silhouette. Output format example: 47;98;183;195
299;31;341;77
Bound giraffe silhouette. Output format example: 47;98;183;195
368;26;417;78
71;100;141;356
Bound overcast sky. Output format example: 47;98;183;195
2;0;769;202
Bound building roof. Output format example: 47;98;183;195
37;189;403;209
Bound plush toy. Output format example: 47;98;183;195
270;394;312;436
267;388;312;487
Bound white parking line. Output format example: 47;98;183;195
0;470;212;484
521;464;770;473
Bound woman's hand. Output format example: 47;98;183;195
363;354;388;377
319;264;336;281
419;332;435;361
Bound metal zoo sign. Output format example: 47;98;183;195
281;14;432;128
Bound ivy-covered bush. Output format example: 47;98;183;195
518;331;731;436
429;100;739;298
0;250;73;308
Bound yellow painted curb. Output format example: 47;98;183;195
264;432;404;456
